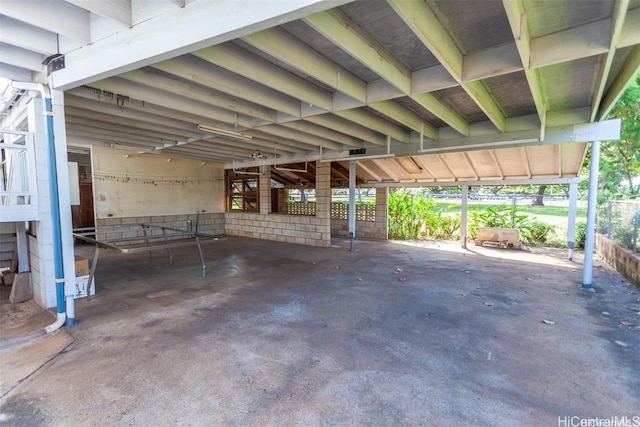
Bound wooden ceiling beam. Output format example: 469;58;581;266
119;67;277;123
355;161;383;182
243;26;367;103
65;0;132;26
388;0;507;132
598;44;640;120
530;18;611;69
590;0;629;121
304;9;410;95
151;55;302;118
64;104;199;138
0;44;43;72
0;15;58;55
194;42;333;111
304;115;384;146
280;121;362;148
1;0;90;43
250;125;343;151
334;108;410;144
244;23;439;140
502;0;546;126
84;77;256;128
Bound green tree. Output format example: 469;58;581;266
582;74;640;200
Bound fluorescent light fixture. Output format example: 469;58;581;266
320;153;395;163
232;169;264;176
274;162;308;173
197;125;253;141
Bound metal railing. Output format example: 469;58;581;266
1;129;39;221
597;200;640;253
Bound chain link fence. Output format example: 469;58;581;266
597;200;640;253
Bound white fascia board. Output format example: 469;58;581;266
225;119;621;169
50;0;355;91
371;177;581;188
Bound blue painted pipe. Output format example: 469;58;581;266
44;97;68;319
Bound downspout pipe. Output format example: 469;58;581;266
12;82;67;331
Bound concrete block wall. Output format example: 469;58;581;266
331;187;388;240
596;233;640;286
224;162;331;247
95;213;225;242
225;212;330;247
331;219;387;239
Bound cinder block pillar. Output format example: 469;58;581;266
315;162;331;221
376;187;388;239
259;166;271;215
315;161;331;246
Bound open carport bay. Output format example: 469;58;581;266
1;237;639;426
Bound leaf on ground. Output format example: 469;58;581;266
394;268;403;274
460;292;467;296
484;302;493;307
312;261;316;265
356;277;363;282
398;277;407;282
525;277;532;281
620;320;635;327
542;319;556;325
465;271;471;274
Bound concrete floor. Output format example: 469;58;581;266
1;236;639;426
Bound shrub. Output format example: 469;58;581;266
425;212;461;240
575;222;587;248
388;189;460;240
521;220;556;244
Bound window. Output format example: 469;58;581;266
227;173;259;212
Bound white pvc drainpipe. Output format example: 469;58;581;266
12;81;69;332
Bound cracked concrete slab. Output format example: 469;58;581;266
0;237;638;426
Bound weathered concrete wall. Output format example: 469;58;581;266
95;213;225;241
225;212;330;247
331;187;388;240
596;233;640;286
92;146;225;219
224;162;331;247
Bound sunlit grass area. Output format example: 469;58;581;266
433;201;588;246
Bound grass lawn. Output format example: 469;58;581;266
433;201;588;246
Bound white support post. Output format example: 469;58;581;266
51;88;77;324
461;184;469;248
582;141;600;292
567;181;579;261
348;160;356;251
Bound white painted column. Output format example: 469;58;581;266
27;96;55;308
582;141;600;292
51;89;76;324
460;184;468;248
567;181;579;261
348;160;356;251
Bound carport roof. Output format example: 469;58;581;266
1;0;638;185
